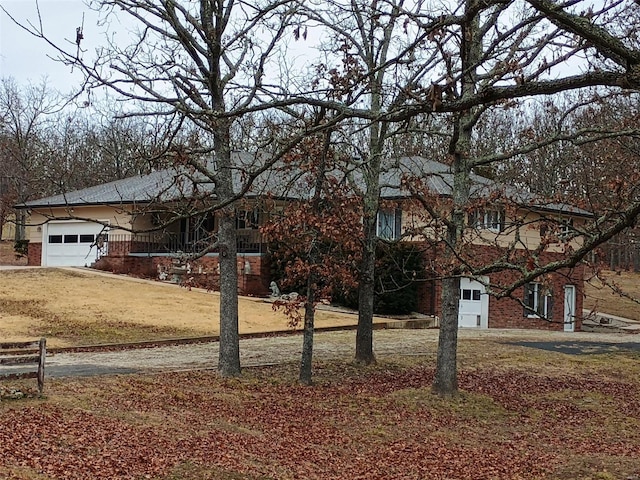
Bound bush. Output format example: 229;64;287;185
286;241;425;315
14;239;29;258
372;242;424;315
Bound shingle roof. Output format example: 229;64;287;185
381;156;591;217
22;169;179;207
20;153;591;217
21;152;256;208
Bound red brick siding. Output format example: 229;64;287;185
422;243;585;330
93;253;270;297
417;279;437;316
27;242;42;266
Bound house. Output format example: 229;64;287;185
17;154;589;331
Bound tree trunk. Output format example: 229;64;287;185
215;120;241;377
299;277;316;385
355;215;376;365
0;205;5;240
14;210;26;242
432;0;480;397
432;276;460;396
217;209;240;377
299;128;332;384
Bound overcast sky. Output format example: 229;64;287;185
1;0;323;100
0;0;112;93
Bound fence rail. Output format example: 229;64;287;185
108;230;264;255
0;338;46;395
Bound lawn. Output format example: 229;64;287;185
584;269;640;321
0;241;27;266
1;340;639;480
0;268;384;347
2;250;640;478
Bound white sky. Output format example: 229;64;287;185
0;0;110;93
0;0;324;100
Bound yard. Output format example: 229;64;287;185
2;238;640;338
2;245;640;479
0;267;387;347
1;335;639;479
584;269;640;322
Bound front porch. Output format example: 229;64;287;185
92;229;271;296
107;229;265;256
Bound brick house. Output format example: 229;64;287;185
17;155;589;330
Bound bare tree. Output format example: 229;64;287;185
3;0;307;376
410;0;640;396
0;78;63;240
299;0;448;365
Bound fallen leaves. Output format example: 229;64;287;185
0;362;639;479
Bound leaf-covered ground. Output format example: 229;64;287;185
1;354;639;480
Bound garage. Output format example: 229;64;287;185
458;277;489;328
42;221;107;267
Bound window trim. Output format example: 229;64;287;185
524;282;552;319
376;208;402;241
559;218;575;240
469;208;505;232
236;209;259;230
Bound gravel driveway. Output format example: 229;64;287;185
3;328;639;378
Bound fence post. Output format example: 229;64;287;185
37;337;46;395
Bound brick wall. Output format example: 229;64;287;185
106;240;131;256
416;279;437;316
485;263;584;331
422;243;585;331
27;242;42;266
93;253;270;297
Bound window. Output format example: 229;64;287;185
236;209;259;229
461;289;482;301
64;234;78;243
468;209;505;232
539;223;548;238
559;218;574;240
376;208;402;240
192;213;216;242
48;235;63;244
540;218;575;241
79;234;95;243
524;282;552;318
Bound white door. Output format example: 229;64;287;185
458;277;489;328
42;221;107;267
564;285;576;332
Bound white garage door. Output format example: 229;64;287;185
458;277;489;328
43;222;107;267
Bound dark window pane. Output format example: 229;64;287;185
462;289;472;300
64;234;78;243
472;290;481;301
79;234;95;243
48;235;63;244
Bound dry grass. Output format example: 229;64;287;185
584;269;640;321
2;345;640;479
0;241;27;266
0;268;381;347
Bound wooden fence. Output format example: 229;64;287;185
0;338;47;395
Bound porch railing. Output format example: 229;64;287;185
107;230;264;255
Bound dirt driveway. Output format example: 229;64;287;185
4;328;638;379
